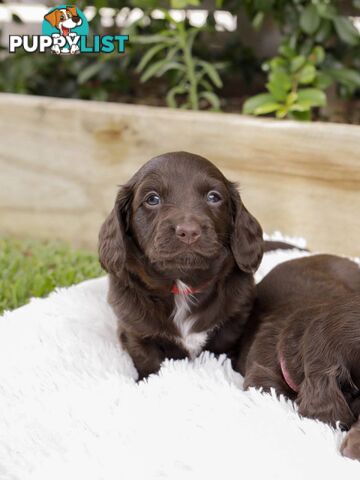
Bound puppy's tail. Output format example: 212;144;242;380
263;240;309;253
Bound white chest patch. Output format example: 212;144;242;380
171;280;208;359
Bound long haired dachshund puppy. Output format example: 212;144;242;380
99;151;263;380
236;254;360;460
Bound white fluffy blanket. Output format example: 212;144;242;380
1;237;360;480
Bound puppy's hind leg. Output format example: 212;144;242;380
244;362;293;398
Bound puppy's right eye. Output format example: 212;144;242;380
145;193;161;207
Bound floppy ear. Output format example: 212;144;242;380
228;182;263;274
44;9;59;27
68;6;78;16
98;185;133;276
298;373;355;427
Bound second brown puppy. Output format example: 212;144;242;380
237;254;360;460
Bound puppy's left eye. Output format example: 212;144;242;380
207;191;222;204
145;193;161;206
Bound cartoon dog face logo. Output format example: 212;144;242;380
44;5;83;54
44;6;82;36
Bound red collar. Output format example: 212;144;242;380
171;281;211;295
279;353;299;393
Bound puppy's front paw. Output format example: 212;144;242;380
70;44;80;55
51;45;61;55
341;430;360;461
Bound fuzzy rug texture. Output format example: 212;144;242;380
1;234;360;480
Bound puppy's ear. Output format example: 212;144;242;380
298;373;355;427
68;6;78;16
228;182;263;274
44;9;59;27
98;185;133;276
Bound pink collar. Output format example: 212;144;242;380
171;281;211;295
279;354;299;392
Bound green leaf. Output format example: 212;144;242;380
199;78;214;92
171;0;199;7
269;57;286;70
132;35;176;45
254;102;282;115
289;103;311;113
186;29;200;53
299;38;314;57
315;72;333;89
94;0;108;8
286;91;298;106
311;46;325;65
290;55;306;73
316;4;337;20
198;61;223;88
326;68;360;88
140;59;168;82
199;91;221;110
267;82;288;102
165;46;180;65
279;44;296;59
353;0;360;8
269;70;292;91
156;61;185;76
288;34;297;51
267;70;292;101
315;20;332;42
136;44;168;73
276;106;289;119
252;11;265;30
300;5;321;35
298;64;316;84
289;110;312;121
254;0;274;10
11;13;23;24
77;62;103;84
297;88;326;108
333;16;359;46
166;85;187;108
242;93;276;114
130;0;159;7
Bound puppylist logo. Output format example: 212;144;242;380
9;5;129;55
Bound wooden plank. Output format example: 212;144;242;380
0;93;359;256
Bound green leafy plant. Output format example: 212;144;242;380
1;0;360;121
243;44;328;120
133;10;223;110
242;0;360;120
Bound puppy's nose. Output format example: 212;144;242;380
72;15;80;23
176;222;201;245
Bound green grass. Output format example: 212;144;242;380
0;238;103;315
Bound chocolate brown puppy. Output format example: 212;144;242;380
99;151;263;380
236;254;360;460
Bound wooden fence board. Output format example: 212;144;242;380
0;93;359;255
